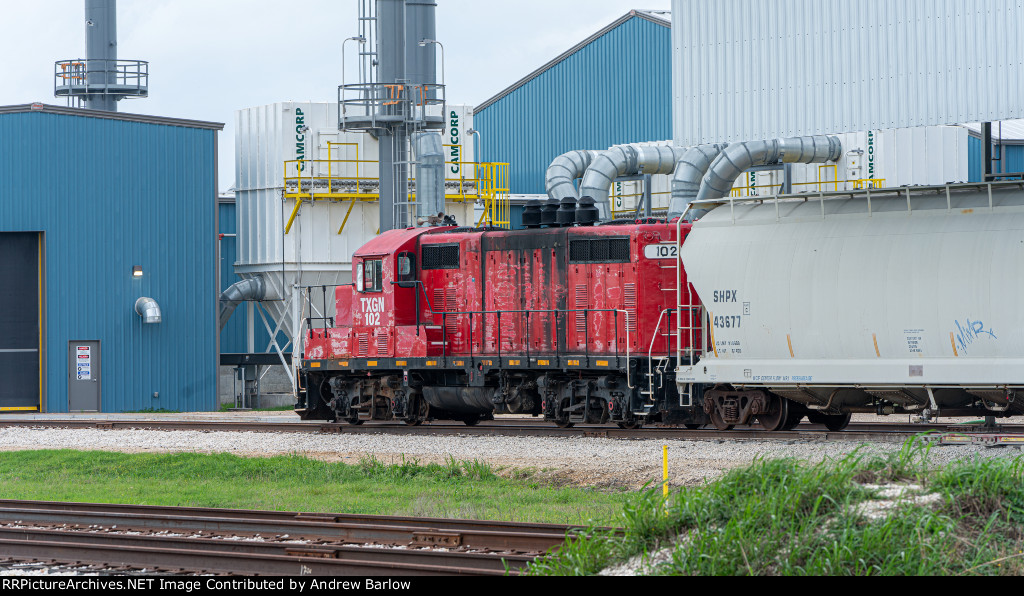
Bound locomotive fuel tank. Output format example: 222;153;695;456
678;182;1024;412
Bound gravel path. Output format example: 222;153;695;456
1;427;1021;489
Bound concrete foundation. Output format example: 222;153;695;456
218;365;295;410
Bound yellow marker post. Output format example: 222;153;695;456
663;445;669;500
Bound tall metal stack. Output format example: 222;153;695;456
54;0;148;111
340;0;445;232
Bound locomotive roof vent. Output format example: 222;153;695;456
557;197;577;227
541;198;560;227
576;196;599;226
522;199;543;228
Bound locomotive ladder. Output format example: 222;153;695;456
673;221;707;409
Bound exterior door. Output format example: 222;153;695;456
69;341;100;412
0;233;41;412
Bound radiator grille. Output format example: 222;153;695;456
568;237;630;263
376;334;389;356
624;283;637;333
357;334;369;357
422;244;460;269
575;285;588;335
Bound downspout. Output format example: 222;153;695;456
579;144;686;219
545;150;600;201
219;275;266;331
696;136;842;202
667;143;728;220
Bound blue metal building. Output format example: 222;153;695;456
0;104;222;413
475;10;673;197
218;195;282;356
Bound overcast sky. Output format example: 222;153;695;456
0;0;673;191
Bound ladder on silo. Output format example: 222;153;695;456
357;0;378;87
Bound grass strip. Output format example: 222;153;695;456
0;450;627;526
529;439;1024;576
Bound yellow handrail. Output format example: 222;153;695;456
282;156;512;233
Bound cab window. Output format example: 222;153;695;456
397;252;416;283
362;259;383;292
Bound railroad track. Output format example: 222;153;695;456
0;501;591;576
0;417;1020;443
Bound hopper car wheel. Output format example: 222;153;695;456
820;413;852;432
554;418;575;429
462;416;481;426
758;397;789;432
684;424;704;430
709;407;734;432
780;410;804;431
345;413;364;426
617;419;643;430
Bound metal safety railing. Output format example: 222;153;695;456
299;281;638;387
54;59;148;97
338;81;447;131
729;176;889;197
283;153;511;234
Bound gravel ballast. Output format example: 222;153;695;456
1;426;1020;489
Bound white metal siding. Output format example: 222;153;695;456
672;0;1024;145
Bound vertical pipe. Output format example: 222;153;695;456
85;0;118;111
405;0;437;97
376;0;407;232
982;122;993;181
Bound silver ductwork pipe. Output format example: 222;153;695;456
545;150;600;201
134;297;162;324
668;143;728;219
696;136;842;202
579;144;686;219
219;275;266;330
413;131;445;221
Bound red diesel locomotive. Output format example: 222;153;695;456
297;198;707;428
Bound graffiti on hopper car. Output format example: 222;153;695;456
953;318;997;354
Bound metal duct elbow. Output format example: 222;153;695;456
696;136;842;202
219;276;266;330
579;144;685;219
545;150;600;201
668;144;728;219
135;297;162;325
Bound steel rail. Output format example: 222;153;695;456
0;504;575;554
0;418;1017;442
0;526;532;574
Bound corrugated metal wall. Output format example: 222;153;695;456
673;0;1024;146
968;137;1024;182
218;199;284;355
475;15;672;195
0;110;219;413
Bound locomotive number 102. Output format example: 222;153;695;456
644;243;678;260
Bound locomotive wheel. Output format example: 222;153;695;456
462;415;481;426
554;417;575;429
402;396;429;427
617;418;643;430
758;397;789;432
684;423;704;430
345;414;364;426
709;406;734;431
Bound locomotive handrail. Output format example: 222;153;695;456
301;284;635;386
